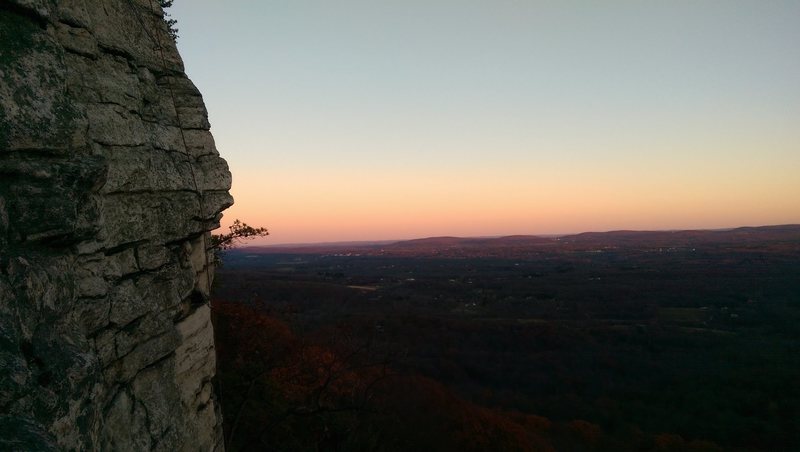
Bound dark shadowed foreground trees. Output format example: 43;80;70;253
212;301;723;452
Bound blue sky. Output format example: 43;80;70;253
172;1;800;243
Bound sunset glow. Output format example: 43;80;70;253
174;1;800;244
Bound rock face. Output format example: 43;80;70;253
0;1;231;450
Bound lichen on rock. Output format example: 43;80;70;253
0;1;231;450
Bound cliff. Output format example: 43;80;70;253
0;0;231;449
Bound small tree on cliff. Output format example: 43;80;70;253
158;0;179;42
210;220;269;263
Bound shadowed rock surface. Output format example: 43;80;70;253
1;1;232;449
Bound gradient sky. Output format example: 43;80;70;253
172;1;800;245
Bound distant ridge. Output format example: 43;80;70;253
253;239;397;248
235;224;800;257
564;224;800;245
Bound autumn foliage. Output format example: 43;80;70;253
212;300;726;451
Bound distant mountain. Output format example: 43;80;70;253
563;224;800;247
235;224;800;258
383;235;552;249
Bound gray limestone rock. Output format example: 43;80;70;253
0;1;230;449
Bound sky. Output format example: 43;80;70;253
172;1;800;245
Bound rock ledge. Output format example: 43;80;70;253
0;1;231;450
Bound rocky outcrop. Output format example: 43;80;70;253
0;1;231;450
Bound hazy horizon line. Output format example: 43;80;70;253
238;223;800;248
